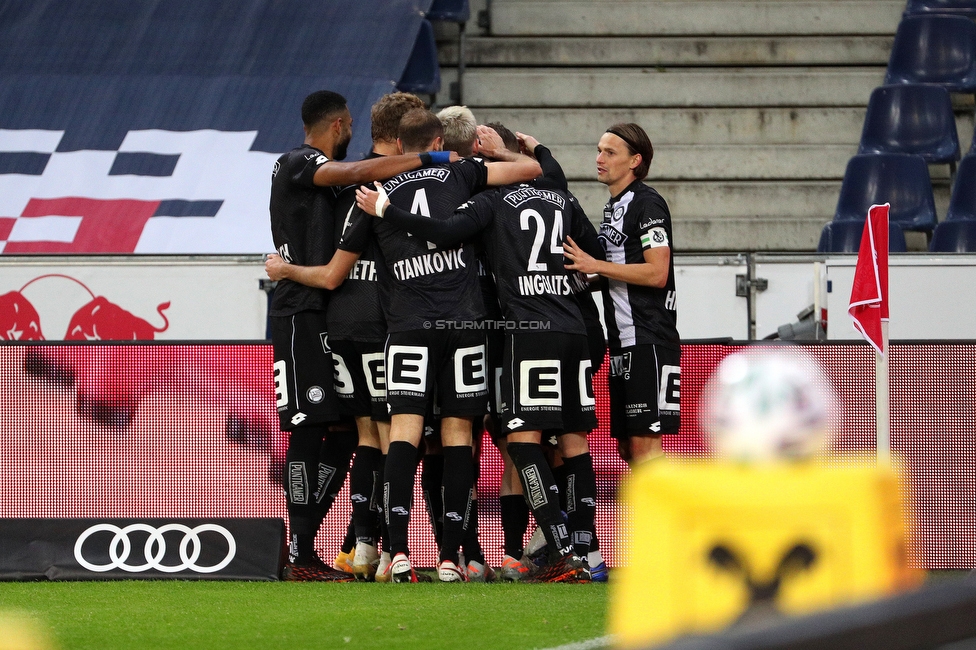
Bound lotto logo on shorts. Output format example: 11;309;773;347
454;344;487;395
388;345;428;393
519;359;561;407
659;364;681;414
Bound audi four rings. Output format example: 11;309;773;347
73;523;237;573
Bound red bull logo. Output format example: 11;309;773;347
0;275;169;342
0;290;44;340
65;297;170;341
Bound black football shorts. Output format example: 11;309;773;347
384;329;488;418
607;343;681;438
270;311;341;431
498;332;598;435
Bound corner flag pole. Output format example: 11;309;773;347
876;321;890;465
848;204;890;466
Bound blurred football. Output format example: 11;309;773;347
704;349;838;462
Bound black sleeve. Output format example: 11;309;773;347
568;195;605;260
337;206;372;253
382;201;489;248
534;145;568;192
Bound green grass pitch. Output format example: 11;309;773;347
0;579;609;649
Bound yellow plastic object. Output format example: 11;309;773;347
609;460;921;649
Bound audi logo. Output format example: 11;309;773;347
73;523;237;574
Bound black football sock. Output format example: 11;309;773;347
440;446;473;564
421;453;445;547
349;445;382;544
341;518;356;554
500;494;530;558
378;454;389;553
284;428;327;564
562;452;597;558
462;496;484;565
553;463;569;512
507;442;573;562
314;431;356;518
384;441;417;557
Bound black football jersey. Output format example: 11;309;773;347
327;168;388;343
339;158;489;333
269;144;338;317
598;179;679;350
459;185;599;335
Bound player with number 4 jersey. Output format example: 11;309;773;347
356;129;603;582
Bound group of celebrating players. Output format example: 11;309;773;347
264;89;681;584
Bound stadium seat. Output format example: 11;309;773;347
884;15;976;93
817;220;908;253
904;0;976;16
427;0;470;104
397;19;441;96
929;218;976;251
427;0;470;22
946;155;976;220
858;84;960;166
834;153;938;231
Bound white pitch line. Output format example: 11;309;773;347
538;635;615;650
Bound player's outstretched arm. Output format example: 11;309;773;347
313;151;459;187
563;236;670;288
264;251;361;290
355;183;483;248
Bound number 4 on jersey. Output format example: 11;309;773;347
410;188;437;250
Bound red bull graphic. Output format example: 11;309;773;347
0;290;44;341
65;297;170;341
0;275;169;342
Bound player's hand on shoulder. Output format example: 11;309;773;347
356;181;390;217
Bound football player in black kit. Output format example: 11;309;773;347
269;90;456;581
268;91;427;582
268;108;541;583
563;123;681;466
356;125;605;582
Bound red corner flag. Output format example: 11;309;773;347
848;204;890;355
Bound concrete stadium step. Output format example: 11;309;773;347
566;180;951;251
549;144;856;180
489;0;904;36
467;107;870;145
460;67;885;107
441;36;893;67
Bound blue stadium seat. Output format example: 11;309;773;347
817;220;908;253
904;0;976;16
929;218;976;251
427;0;470;22
946;155;976;220
835;153;938;231
858;84;960;165
884;15;976;92
427;0;470;104
397;19;441;95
